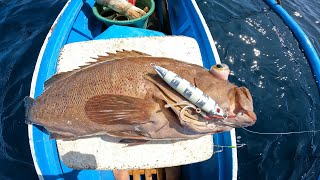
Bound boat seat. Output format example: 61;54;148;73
56;36;214;170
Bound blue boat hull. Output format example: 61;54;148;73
265;0;320;89
28;0;237;179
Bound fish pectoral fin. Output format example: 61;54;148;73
119;139;150;146
85;94;156;125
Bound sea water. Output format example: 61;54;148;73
197;0;320;179
0;0;319;179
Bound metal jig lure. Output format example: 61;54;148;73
152;65;225;118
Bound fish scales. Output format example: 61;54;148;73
31;58;182;136
26;52;256;140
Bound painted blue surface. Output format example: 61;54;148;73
59;162;114;180
32;0;115;179
32;0;235;179
182;132;234;180
167;0;217;69
166;0;235;179
265;0;320;89
67;1;103;44
94;25;164;40
32;0;165;179
32;0;83;178
154;0;165;32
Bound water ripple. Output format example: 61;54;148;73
0;0;67;178
197;0;320;178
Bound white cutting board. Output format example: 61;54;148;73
56;36;214;170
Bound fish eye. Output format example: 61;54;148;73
213;63;229;70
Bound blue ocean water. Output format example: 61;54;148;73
0;0;66;179
0;0;319;179
197;0;320;179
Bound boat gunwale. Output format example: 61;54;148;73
28;0;83;178
265;0;320;89
182;1;238;179
28;0;238;179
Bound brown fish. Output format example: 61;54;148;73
25;50;256;141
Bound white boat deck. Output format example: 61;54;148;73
56;36;213;170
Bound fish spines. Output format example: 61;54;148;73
24;96;35;124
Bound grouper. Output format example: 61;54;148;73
25;50;256;141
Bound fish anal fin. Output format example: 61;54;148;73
49;131;75;140
85;94;156;125
49;132;60;139
119;139;150;146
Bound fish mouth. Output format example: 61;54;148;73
225;86;256;128
224;111;256;127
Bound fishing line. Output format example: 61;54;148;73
213;143;247;153
211;119;320;153
169;100;320;135
219;119;320;135
214;144;246;149
215;7;273;24
239;125;320;135
170;102;320;135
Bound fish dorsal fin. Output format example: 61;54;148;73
44;71;73;90
63;50;151;73
44;50;150;90
93;50;151;63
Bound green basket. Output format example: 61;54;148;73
92;0;155;28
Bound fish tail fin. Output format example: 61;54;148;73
24;96;35;124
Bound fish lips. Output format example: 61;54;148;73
225;111;257;127
190;111;256;133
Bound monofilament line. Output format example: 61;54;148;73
220;120;320;135
240;126;320;135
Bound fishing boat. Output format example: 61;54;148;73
28;0;238;179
